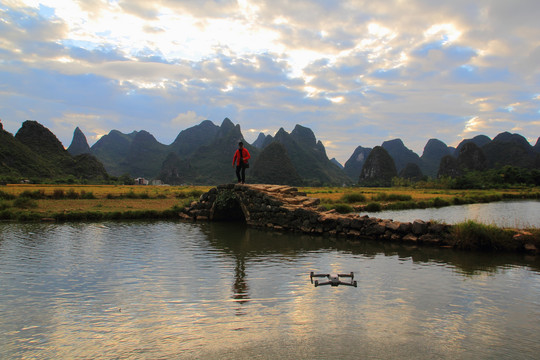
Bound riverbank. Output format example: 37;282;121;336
1;184;539;253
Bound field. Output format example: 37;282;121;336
1;184;539;220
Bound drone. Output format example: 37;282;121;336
310;272;357;287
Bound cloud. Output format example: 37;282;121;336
170;111;205;129
1;0;539;163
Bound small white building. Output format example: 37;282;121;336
134;177;149;185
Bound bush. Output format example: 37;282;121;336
80;191;95;199
450;220;516;251
13;197;38;209
0;190;16;200
365;202;382;212
332;203;354;214
431;197;451;208
0;200;11;210
125;190;139;199
385;200;417;210
341;193;367;203
52;189;65;199
189;189;204;198
19;190;46;199
66;189;80;199
372;193;412;202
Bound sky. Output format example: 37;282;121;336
1;0;539;164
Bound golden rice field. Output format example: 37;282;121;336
1;183;538;216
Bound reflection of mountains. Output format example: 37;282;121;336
199;222;540;276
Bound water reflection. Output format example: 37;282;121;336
199;221;540;275
0;221;539;359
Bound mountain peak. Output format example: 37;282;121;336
492;132;531;148
252;132;267;148
220;117;235;131
67;127;91;156
381;138;420;172
291;124;317;146
15;120;67;155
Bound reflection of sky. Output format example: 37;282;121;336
0;222;539;358
364;200;540;228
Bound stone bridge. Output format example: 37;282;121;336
182;184;454;246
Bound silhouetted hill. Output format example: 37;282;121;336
534;137;540;153
438;155;461;178
252;132;269;148
91;130;137;176
455;135;491;155
381;139;421;172
158;152;194;185
67;127;90;156
16;120;68;164
399;163;424;181
330;158;343;169
482;132;537;169
251;141;303;185
420;139;452;177
458;142;487;171
169;120;219;157
124;130;168;177
273;126;351;186
343;146;372;181
1;121;108;181
359;146;397;187
0;125;54;178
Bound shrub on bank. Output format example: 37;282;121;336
365;202;382;212
450;220;517;251
333;203;355;214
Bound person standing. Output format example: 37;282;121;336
232;141;251;184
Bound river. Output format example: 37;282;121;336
363;200;540;228
1;218;539;359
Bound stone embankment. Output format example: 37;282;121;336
183;184;453;246
182;184;538;252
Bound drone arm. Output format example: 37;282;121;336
338;272;354;280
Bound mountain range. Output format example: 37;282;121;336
1;117;539;185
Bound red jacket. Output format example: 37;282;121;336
233;147;251;166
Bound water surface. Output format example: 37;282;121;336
364;200;540;228
1;221;539;359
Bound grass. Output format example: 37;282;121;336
303;186;540;213
0;184;212;222
450;220;519;251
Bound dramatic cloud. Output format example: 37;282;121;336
0;0;539;163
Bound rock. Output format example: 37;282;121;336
524;243;538;252
412;220;427;235
403;234;418;242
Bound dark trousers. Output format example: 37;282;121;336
236;165;246;183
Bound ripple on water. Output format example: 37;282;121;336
0;221;539;359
